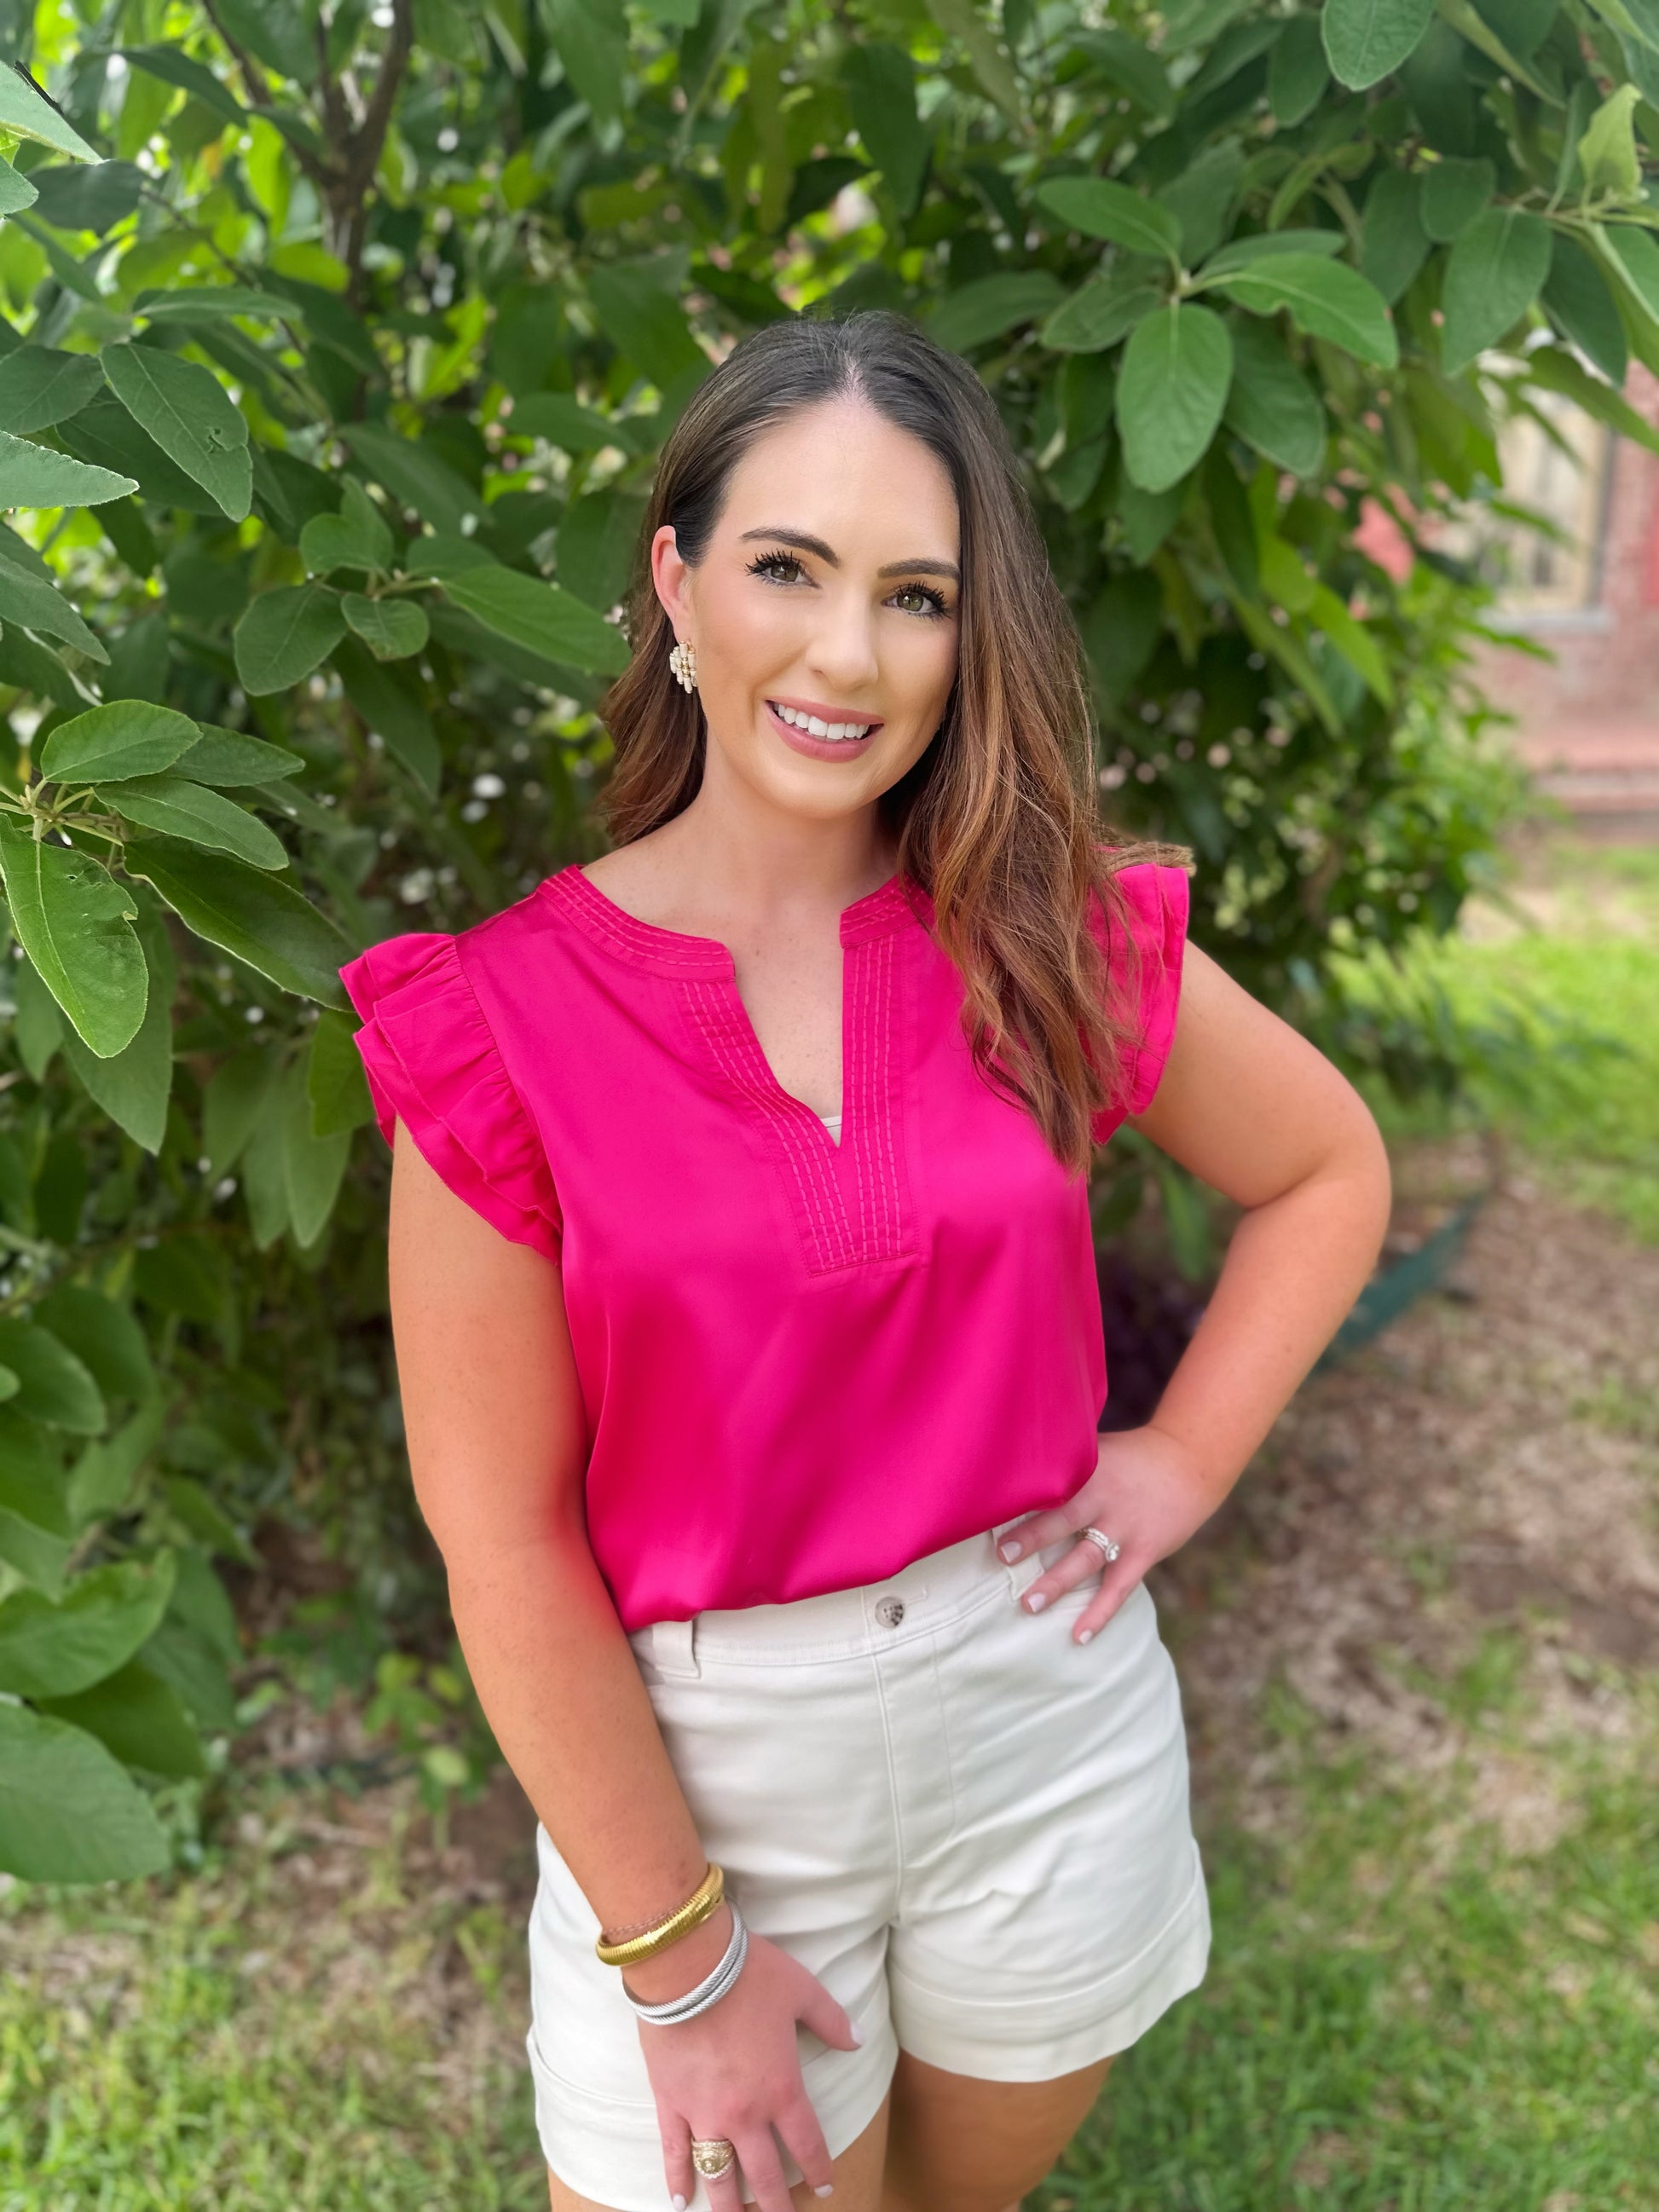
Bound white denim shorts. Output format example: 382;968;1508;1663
524;1512;1211;2209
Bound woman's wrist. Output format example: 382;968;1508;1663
620;1898;737;2006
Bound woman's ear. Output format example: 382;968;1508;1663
650;523;691;631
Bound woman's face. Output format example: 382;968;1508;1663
651;396;962;823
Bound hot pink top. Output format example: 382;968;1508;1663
338;854;1189;1631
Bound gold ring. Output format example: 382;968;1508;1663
691;2136;737;2178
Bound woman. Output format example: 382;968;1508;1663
339;309;1391;2212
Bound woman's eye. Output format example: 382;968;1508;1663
744;552;949;619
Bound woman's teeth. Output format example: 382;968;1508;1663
769;702;876;741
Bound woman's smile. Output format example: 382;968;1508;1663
763;696;885;760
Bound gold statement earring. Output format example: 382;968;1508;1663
668;638;698;693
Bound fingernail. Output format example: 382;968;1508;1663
673;2197;687;2209
816;2188;835;2198
1026;1591;1047;1612
1078;1627;1094;1644
999;1539;1021;1562
850;2021;865;2045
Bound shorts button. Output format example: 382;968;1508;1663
875;1595;905;1628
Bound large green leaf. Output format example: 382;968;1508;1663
846;43;929;216
309;1008;376;1138
58;891;176;1152
587;257;708;386
105;775;289;869
176;725;306;787
1269;14;1330;123
0;63;100;159
233;583;348;694
437;563;631;674
1577;83;1643;200
0;1319;105;1432
0;155;39;213
338;422;482;532
0;819;147;1058
38;1656;207;1779
1441;207;1553;373
0;1554;176;1700
1197;230;1346;281
1525;343;1659;455
282;1053;350;1248
1419;156;1495;241
0;1703;171;1881
298;479;394;577
1361;170;1431;304
925;271;1067;352
1541;237;1628;385
1117;304;1234;493
1322;0;1438;89
38;700;200;785
1034;176;1183;263
1224;317;1328;476
0;349;104;436
543;0;626;126
341;593;429;660
100;343;251;523
1212;254;1399;367
121;834;354;1006
202;1042;281;1178
54;390;218;511
332;638;442;791
32;1284;155;1404
1041;272;1164;354
0;557;109;663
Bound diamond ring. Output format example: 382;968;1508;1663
1078;1527;1121;1563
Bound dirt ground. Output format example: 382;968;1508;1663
1157;1149;1659;1862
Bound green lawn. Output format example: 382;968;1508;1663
1357;836;1659;1240
1035;1694;1658;2211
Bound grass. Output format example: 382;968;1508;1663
1036;1736;1658;2211
1355;834;1659;1240
0;1804;546;2212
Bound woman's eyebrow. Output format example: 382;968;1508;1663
737;525;960;583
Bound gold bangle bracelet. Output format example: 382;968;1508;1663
594;1862;725;1967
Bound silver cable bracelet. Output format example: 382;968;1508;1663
622;1896;749;2024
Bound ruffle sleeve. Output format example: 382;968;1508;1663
338;931;563;1262
1089;860;1191;1143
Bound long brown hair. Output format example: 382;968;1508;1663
594;308;1194;1178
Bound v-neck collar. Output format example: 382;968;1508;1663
537;858;924;1275
540;860;930;977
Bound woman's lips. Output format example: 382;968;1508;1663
764;699;882;761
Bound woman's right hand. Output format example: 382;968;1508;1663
629;1903;864;2209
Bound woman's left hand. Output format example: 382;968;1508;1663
996;1424;1223;1647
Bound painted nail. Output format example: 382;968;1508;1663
1026;1591;1047;1612
999;1539;1021;1562
815;2188;835;2198
673;2197;687;2209
850;2020;865;2045
1078;1627;1094;1644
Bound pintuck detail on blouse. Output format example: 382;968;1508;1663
338;852;1193;1631
339;930;564;1264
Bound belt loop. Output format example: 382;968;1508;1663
650;1616;700;1678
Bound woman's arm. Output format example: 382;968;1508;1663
384;1122;733;2003
1000;942;1393;1632
384;1123;860;2211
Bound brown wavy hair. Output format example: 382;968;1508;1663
593;307;1194;1178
